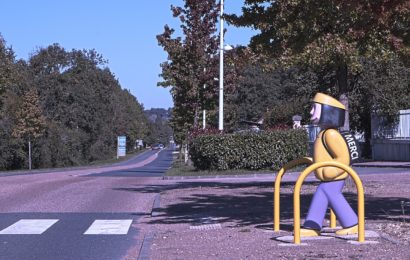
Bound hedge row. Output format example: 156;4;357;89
189;129;308;171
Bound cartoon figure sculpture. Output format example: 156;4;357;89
301;93;358;236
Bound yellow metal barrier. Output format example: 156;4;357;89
274;157;313;231
274;157;337;231
293;161;365;244
330;209;336;228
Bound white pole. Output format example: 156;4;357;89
203;108;206;129
203;81;206;129
28;140;32;170
203;67;206;130
218;0;224;130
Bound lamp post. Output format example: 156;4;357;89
219;0;224;130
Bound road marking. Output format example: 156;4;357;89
84;219;133;235
189;224;222;230
0;219;59;234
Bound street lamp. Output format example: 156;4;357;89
219;0;233;130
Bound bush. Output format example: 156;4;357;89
189;129;308;171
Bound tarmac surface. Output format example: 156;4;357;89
137;160;410;260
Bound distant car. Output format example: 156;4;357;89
151;143;164;150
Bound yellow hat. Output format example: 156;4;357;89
313;93;345;110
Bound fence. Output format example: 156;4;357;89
302;125;320;143
371;109;410;139
371;109;410;161
302;125;365;143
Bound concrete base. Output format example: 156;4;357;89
348;240;380;245
275;235;333;242
278;243;308;247
322;226;342;233
274;230;381;245
335;230;380;240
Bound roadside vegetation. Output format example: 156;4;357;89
0;148;148;175
158;0;410;164
189;129;307;171
165;158;275;177
0;37;172;171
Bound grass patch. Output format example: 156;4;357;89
165;152;308;177
87;149;147;166
165;159;276;177
0;149;148;175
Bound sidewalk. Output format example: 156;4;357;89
353;160;410;168
139;171;410;260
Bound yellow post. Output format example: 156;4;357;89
330;209;336;228
274;157;312;231
293;161;365;244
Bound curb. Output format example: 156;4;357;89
137;230;156;260
353;164;410;169
162;173;277;180
151;194;162;217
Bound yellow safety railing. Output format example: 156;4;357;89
274;157;312;231
293;161;365;244
274;157;337;231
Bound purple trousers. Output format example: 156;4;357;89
303;180;358;230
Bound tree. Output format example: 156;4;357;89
157;0;220;143
0;38;151;170
226;0;410;130
0;35;17;97
349;57;410;156
28;44;149;166
12;88;46;170
0;91;26;169
144;108;173;146
225;61;318;129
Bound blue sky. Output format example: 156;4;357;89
0;0;256;109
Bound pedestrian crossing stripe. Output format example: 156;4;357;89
84;219;133;235
0;219;59;235
0;219;133;235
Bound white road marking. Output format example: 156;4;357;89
84;219;133;235
0;219;59;234
189;224;222;230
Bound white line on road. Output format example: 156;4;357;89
83;219;133;235
0;219;59;234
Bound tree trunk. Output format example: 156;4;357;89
336;63;350;131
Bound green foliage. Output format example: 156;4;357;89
0;92;25;168
227;0;410;69
12;88;46;140
226;63;318;129
144;108;173;145
226;0;410;132
0;35;17;97
189;129;308;171
350;57;410;132
157;0;220;142
0;41;151;170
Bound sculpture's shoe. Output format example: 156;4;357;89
299;228;320;237
335;225;358;235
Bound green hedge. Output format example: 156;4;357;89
189;129;308;171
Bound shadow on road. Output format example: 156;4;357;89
116;180;410;227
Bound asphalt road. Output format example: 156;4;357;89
0;149;173;260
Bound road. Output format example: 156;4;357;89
0;149;173;260
0;147;408;260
